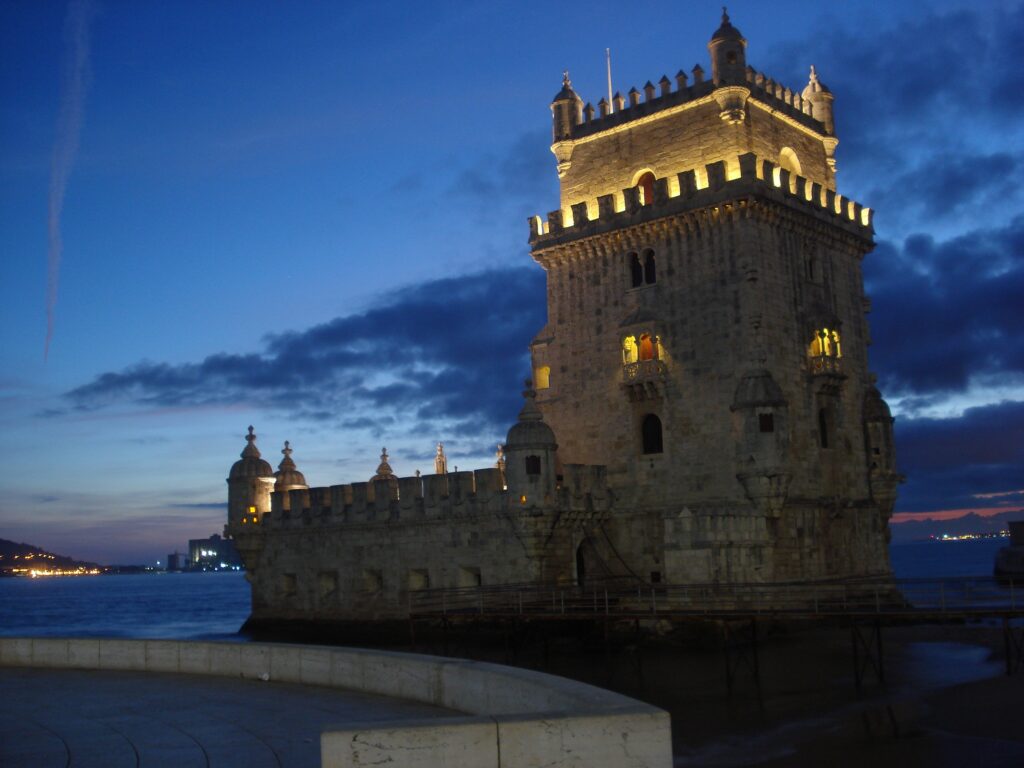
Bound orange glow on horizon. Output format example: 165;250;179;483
891;506;1024;524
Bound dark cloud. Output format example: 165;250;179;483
63;267;547;435
865;215;1024;399
894;400;1024;512
764;4;1024;230
450;129;556;216
868;152;1021;221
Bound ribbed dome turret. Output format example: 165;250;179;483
801;65;832;98
229;426;274;480
551;71;583;143
710;7;745;42
863;385;893;422
370;447;396;482
274;441;307;490
552;70;580;103
505;381;557;450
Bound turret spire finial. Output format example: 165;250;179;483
241;425;261;458
372;446;395;480
282;440;292;459
563;70;571;87
722;6;729;22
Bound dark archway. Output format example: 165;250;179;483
641;414;663;454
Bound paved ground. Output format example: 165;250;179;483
0;667;458;768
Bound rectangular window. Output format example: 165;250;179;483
318;571;338;601
282;573;297;598
408;569;430;591
457;566;482;588
362;569;383;592
758;413;775;433
650;571;662;584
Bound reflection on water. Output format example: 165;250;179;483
0;572;250;640
897;641;1002;689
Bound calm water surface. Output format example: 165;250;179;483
0;571;250;639
0;539;1009;639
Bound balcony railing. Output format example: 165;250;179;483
623;359;667;383
808;354;841;375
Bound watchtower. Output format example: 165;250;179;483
528;11;899;581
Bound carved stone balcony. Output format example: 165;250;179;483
622;359;667;401
808;354;842;376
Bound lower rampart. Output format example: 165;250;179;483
0;637;672;768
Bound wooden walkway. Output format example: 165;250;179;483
407;576;1024;690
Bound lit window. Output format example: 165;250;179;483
637;172;655;206
535;365;550;389
623;335;638;364
808;328;841;358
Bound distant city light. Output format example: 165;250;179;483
930;531;1010;542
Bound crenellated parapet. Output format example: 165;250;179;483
256;464;612;531
561;63;824;143
528;152;872;252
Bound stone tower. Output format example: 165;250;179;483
527;12;899;582
226;426;276;528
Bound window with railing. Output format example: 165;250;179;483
808;327;841;374
622;332;666;383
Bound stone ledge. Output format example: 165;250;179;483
0;637;672;768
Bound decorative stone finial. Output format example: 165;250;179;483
722;6;729;23
282;441;292;459
372;446;395;480
278;440;297;470
518;379;543;422
434;442;448;475
563;70;571;87
241;425;261;458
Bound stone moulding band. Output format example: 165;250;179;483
528;152;872;250
0;637;672;768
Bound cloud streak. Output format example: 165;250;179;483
46;0;95;360
62;266;547;440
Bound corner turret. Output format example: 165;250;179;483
551;71;583;142
802;65;835;136
708;7;747;85
274;441;308;493
226;426;276;531
504;381;559;506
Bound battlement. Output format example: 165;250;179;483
251;463;611;531
529;152;871;251
567;65;823;142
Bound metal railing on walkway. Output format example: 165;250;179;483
409;576;1021;621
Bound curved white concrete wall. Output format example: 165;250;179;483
0;638;672;768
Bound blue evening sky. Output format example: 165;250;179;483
1;0;1022;563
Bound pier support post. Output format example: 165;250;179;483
851;618;885;693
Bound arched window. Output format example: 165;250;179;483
779;147;802;176
534;365;550;389
637;172;655;206
628;252;643;287
622;335;638;364
525;455;541;475
808;328;841;358
638;333;659;361
641;414;663;454
643;250;656;284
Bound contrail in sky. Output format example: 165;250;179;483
46;0;95;361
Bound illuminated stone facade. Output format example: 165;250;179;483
227;12;900;625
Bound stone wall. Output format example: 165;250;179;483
0;637;672;768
